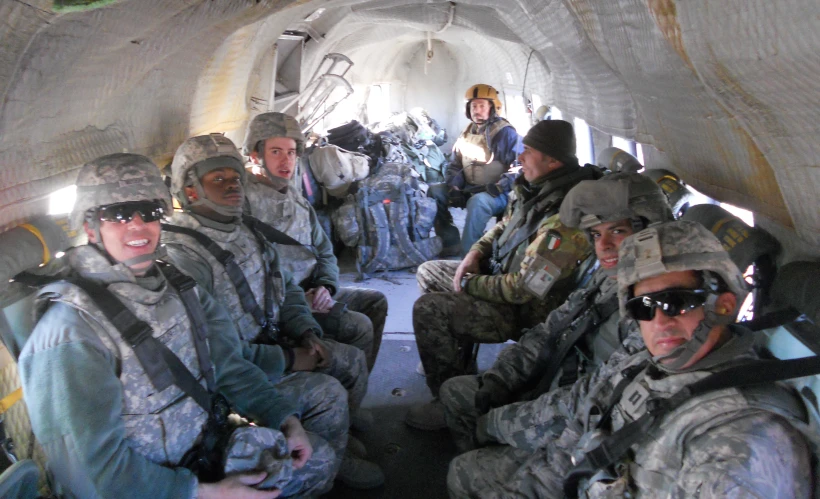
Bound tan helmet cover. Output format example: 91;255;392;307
243;112;305;156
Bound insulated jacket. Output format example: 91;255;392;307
245;175;339;294
19;245;299;499
466;166;595;328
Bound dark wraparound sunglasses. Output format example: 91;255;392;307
625;288;709;322
98;201;165;224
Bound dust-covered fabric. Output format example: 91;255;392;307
447;327;815;499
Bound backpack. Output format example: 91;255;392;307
307;144;370;199
331;162;441;275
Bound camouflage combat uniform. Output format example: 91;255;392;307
441;269;645;451
20;245;342;498
447;326;815;498
414;167;595;396
164;211;368;418
245;175;387;371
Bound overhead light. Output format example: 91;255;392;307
304;8;325;22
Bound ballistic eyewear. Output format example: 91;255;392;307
625;288;709;321
98;201;165;224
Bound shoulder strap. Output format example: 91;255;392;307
15;270;213;412
530;291;621;398
563;355;820;497
242;215;304;248
162;223;270;330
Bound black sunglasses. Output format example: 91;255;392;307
625;288;709;322
98;201;165;224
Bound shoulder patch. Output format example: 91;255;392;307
545;230;562;251
522;254;562;299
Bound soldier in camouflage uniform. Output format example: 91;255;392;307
162;135;383;490
242;112;387;374
408;120;598;430
447;220;816;498
440;172;674;452
19;154;343;498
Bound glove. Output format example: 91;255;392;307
448;188;467;208
485;182;502;197
475;376;514;415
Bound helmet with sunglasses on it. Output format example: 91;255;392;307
72;153;172;265
617;220;749;370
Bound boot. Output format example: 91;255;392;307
336;452;385;489
350;407;373;433
347;433;368;459
405;398;447;431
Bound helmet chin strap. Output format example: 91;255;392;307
119;244;167;269
259;159;292;192
652;293;734;372
187;177;244;218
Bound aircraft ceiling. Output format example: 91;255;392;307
0;0;817;259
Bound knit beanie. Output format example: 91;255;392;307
523;120;577;163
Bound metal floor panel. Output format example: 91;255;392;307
325;338;507;499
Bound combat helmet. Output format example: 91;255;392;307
243;112;305;157
596;147;642;174
464;83;502;119
171;133;246;219
617;220;749;370
72;153;171;266
560;172;674;232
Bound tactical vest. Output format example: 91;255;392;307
579;344;820;498
35;247;208;466
244;179;317;288
456;119;512;186
163;212;285;343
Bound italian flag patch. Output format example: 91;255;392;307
546;230;562;250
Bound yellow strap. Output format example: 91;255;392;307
19;223;50;265
0;387;22;414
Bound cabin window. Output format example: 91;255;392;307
573;117;594;166
49;185;77;215
635;143;645;165
551;107;563;120
611;136;638;157
366;83;391;125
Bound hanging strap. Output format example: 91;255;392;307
563;355;820;498
15;269;213;412
162;224;270;330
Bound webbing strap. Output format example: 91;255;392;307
157;262;215;394
162;224;268;329
18;224;50;265
14;270;212;412
563;355;820;497
0;388;22;415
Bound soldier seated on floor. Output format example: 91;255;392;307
407;120;600;431
19;153;344;498
162;134;383;490
243;112;388;373
440;172;674;454
447;220;817;498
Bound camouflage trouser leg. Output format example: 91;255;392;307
274;372;348;484
315;339;368;413
447;444;570;499
278;432;336;498
416;260;459;294
333;287;388;371
314;303;374;369
413;292;520;396
440;375;482;454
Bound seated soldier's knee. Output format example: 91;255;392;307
465;192;494;215
413;293;444;324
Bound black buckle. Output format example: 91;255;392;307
123;323;154;348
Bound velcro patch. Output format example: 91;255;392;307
545;230;562;250
522;254;562;299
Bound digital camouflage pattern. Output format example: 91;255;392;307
617;220;749;317
245;174;387;370
223;426;294;489
559;172;673;230
163;212;369;411
244;177;318;287
71;153;172;230
34;245;208;467
447;326;815;498
169;133;246;211
243;112;305;156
